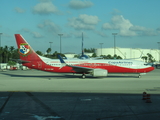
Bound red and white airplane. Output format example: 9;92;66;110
15;34;154;78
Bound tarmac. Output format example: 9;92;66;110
0;69;160;120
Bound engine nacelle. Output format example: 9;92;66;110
92;69;108;77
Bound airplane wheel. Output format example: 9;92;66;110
82;74;85;79
138;75;141;78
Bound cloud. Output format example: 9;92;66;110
95;31;107;37
102;15;157;36
68;14;100;30
69;31;87;38
129;26;147;31
31;32;43;38
157;27;160;33
130;26;157;36
33;0;59;15
68;0;93;9
102;15;136;36
38;20;61;34
21;28;30;32
111;9;121;15
0;33;11;37
14;7;25;13
20;28;43;38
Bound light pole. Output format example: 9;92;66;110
99;43;103;56
58;34;63;53
0;33;2;70
49;42;53;55
112;33;117;59
157;42;160;63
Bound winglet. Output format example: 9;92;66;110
58;54;65;63
58;54;66;68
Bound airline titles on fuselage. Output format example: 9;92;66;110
108;61;133;65
47;60;134;67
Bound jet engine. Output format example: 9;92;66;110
91;69;108;77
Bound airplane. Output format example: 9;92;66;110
15;34;154;79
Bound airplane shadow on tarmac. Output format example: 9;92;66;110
1;72;139;79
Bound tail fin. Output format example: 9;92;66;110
15;34;43;68
82;32;84;57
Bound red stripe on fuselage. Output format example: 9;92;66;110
23;62;154;73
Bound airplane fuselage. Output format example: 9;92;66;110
23;58;154;74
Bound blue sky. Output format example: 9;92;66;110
0;0;160;54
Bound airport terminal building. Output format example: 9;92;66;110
96;47;160;62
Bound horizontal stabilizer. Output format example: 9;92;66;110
11;59;30;63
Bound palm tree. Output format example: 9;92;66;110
116;55;122;59
0;46;2;63
36;50;43;56
147;53;155;63
141;56;147;62
46;48;51;57
92;53;97;57
12;49;19;59
3;46;9;63
0;46;19;63
106;54;112;59
9;46;15;60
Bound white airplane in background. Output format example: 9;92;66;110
15;34;154;79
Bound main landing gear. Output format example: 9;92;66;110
137;73;146;78
82;74;86;79
138;74;141;78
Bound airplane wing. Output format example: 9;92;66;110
68;65;93;73
58;55;93;73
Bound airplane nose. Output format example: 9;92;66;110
149;66;155;72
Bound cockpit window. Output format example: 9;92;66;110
144;63;153;66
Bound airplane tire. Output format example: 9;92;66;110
82;75;85;79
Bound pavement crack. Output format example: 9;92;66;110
0;92;14;114
25;92;64;120
121;96;140;120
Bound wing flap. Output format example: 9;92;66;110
67;65;93;72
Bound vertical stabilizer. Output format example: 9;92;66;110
79;32;89;59
15;34;43;69
82;32;84;56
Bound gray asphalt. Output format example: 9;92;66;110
0;69;160;120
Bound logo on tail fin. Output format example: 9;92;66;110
19;43;31;56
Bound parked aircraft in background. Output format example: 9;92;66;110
15;34;154;78
78;32;90;59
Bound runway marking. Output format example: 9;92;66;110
25;92;64;120
32;114;61;120
146;87;160;91
80;98;92;101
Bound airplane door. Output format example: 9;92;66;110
37;62;42;69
